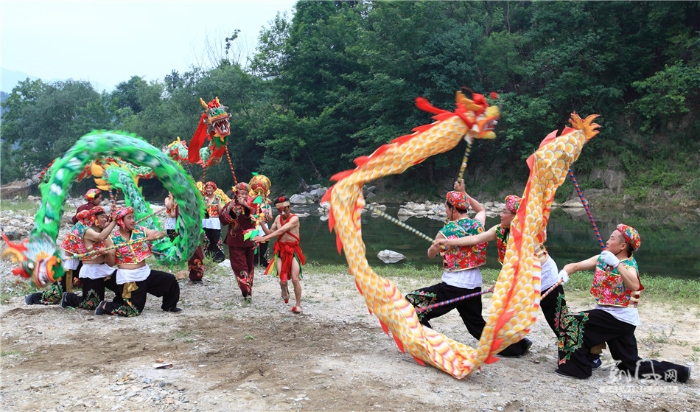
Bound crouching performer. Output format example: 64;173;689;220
61;207;120;309
95;207;181;316
254;196;306;314
555;224;690;383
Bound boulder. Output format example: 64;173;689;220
290;194;310;204
377;250;405;264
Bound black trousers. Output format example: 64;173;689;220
63;271;121;308
255;242;269;267
204;228;225;262
410;282;530;356
540;283;566;336
557;309;686;381
103;270;180;316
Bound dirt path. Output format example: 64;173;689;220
1;265;698;411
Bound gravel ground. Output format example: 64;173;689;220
0;208;698;411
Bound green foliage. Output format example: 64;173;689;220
2;1;700;200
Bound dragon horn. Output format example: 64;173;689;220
215;97;220;105
200;98;208;110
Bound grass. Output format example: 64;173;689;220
305;264;700;305
0;199;43;212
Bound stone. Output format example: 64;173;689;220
290;194;309;204
377;250;405;264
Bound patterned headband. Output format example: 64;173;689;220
115;207;134;228
85;189;101;201
445;191;469;211
616;224;641;252
505;195;521;214
204;181;217;190
275;196;290;208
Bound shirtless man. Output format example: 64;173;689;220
254;196;306;314
61;207;120;309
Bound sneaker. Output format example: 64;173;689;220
591;357;602;369
60;292;69;309
167;307;182;313
678;366;691;383
24;294;33;305
523;338;533;355
94;301;106;316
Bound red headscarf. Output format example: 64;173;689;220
617;224;641;253
85;189;101;201
115;207;134;228
445;191;469;211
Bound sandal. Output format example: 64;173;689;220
281;286;290;304
291;306;302;314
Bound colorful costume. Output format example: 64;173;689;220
220;187;256;298
202;182;225;262
61;207;121;310
265;214;306;282
407;194;489;342
71;189;100;224
100;209;180;317
556;225;689;383
495;195;565;336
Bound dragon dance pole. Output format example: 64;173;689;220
134;208;167;225
445;140;474;225
70;237;151;260
364;204;434;243
542;170;607;300
223;146;239;189
568;169;605;249
415;286;494;314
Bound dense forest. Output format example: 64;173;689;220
2;1;699;205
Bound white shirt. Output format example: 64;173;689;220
442;268;482;289
116;264;150;284
596;305;640;326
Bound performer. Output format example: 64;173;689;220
220;182;256;301
202;181;225;262
72;188;102;224
255;201;273;269
94;207;181;316
61;207;121;309
164;192;178;241
254;196;306;314
555;225;690;382
163;192;204;283
408;191;532;357
433;195;566;337
24;211;92;305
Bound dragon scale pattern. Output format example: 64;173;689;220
325;92;598;378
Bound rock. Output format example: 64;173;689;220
560;199;584;208
219;259;231;267
290;194;310;204
309;184;321;190
377;250;405;264
397;208;414;216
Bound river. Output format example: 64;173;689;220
290;204;700;280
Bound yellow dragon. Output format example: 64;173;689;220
323;91;598;378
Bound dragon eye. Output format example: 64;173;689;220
28;262;35;269
56;258;62;264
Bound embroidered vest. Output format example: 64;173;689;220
206;197;220;218
439;218;487;271
61;222;89;255
495;224;548;265
590;256;643;307
112;226;151;265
